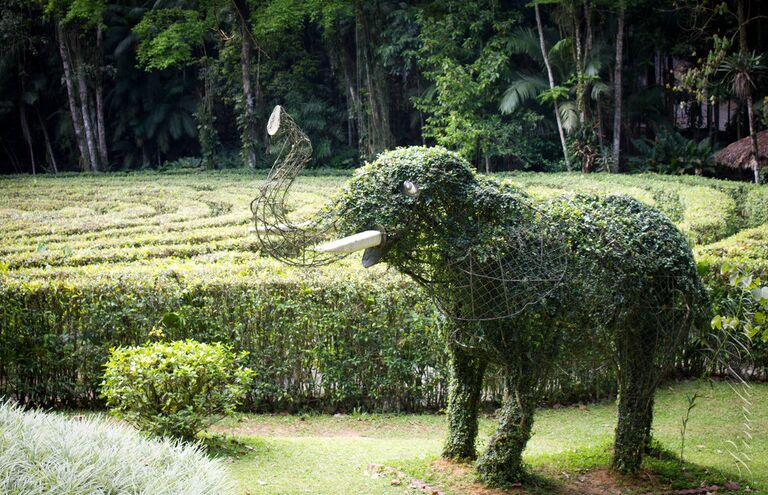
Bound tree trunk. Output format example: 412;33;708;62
240;31;256;167
611;3;625;172
354;20;366;154
585;0;593;54
75;47;99;172
330;39;363;152
36;108;58;173
95;27;109;169
738;0;748;53
232;0;258;168
240;29;257;167
19;102;36;175
737;0;760;183
57;23;90;172
746;95;760;183
572;1;587;125
535;3;571;171
355;1;394;159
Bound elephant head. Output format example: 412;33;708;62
253;113;564;320
320;147;509;277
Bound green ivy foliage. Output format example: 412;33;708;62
331;146;706;481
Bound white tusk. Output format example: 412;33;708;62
251;220;312;233
316;230;383;253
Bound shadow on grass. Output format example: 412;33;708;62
199;433;270;460
393;442;747;495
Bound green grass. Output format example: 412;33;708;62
216;380;767;495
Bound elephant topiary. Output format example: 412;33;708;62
253;107;707;486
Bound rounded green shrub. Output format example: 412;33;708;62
101;339;254;439
0;400;234;495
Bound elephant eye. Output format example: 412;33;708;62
401;180;420;198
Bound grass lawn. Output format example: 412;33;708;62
211;380;767;495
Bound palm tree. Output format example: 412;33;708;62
718;51;765;183
499;24;611;171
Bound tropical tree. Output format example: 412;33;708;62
414;0;557;171
718;51;765;182
499;16;611;172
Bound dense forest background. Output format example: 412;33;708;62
1;0;766;176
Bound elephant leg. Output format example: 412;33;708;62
642;395;657;455
476;375;535;486
443;344;486;461
612;367;657;473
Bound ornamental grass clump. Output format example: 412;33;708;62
101;339;254;440
0;400;234;495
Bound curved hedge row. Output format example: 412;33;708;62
1;170;766;410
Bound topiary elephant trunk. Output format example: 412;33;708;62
253;114;707;486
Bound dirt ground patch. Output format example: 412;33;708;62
408;460;741;495
210;414;447;438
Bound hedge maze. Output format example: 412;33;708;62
1;170;767;412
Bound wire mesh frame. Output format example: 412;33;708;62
407;225;571;322
251;109;699;372
251;105;344;266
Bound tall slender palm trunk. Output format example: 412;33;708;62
737;0;761;183
95;28;108;169
535;4;571;171
612;4;625;173
19;102;36;175
75;51;99;172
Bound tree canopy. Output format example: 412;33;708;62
0;0;766;177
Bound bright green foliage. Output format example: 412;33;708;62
413;2;556;168
0;400;234;495
133;9;208;70
700;259;768;376
710;264;768;342
102;340;254;440
331;146;706;483
44;0;105;27
0;170;766;413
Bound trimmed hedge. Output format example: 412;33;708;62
0;263;445;412
1;171;767;411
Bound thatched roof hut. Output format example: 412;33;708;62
714;130;768;170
